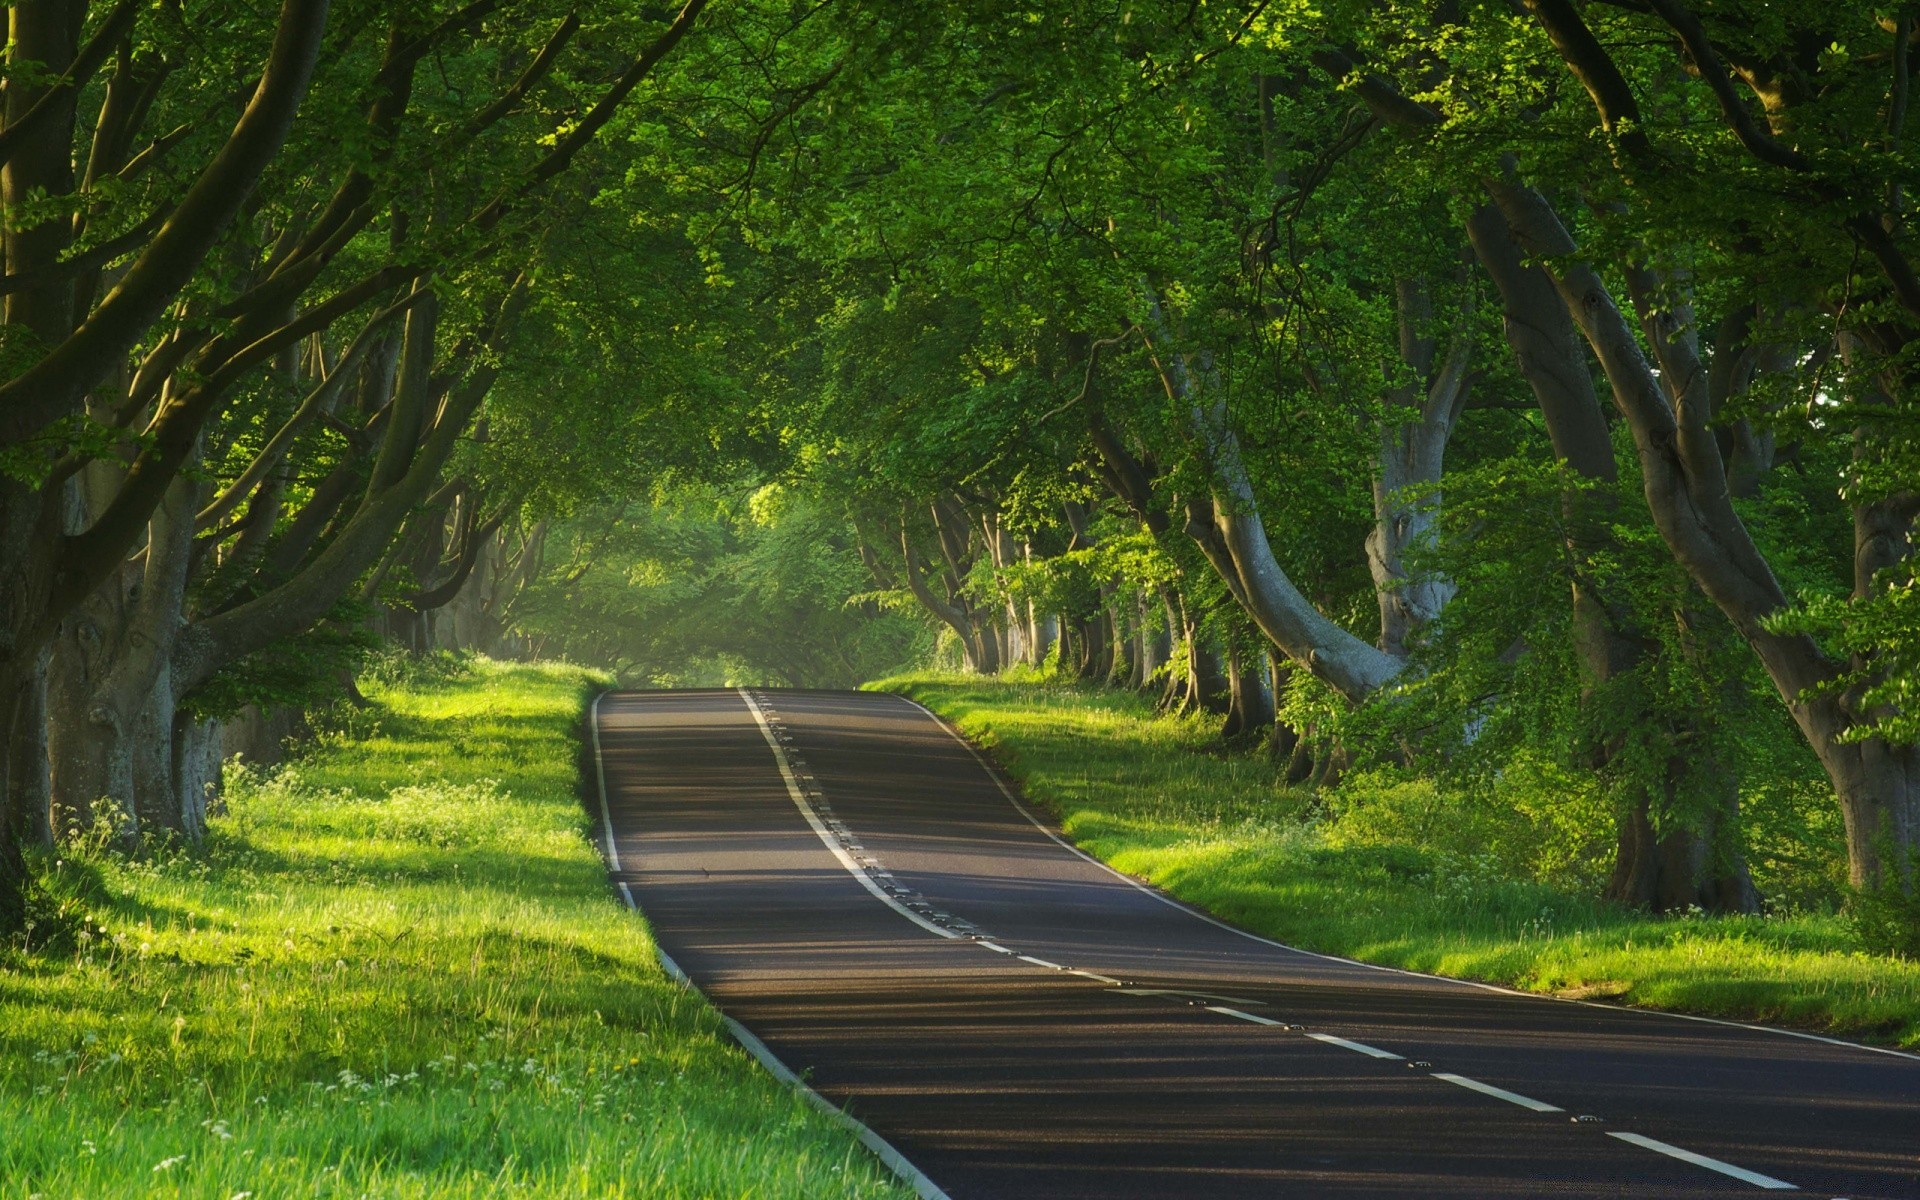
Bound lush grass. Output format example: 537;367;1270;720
872;673;1920;1049
2;657;910;1200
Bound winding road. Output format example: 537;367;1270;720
592;687;1919;1199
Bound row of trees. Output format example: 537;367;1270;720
662;0;1914;912
4;0;1912;930
0;0;784;930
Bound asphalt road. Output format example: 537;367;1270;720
592;687;1920;1199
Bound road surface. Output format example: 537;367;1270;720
592;687;1919;1199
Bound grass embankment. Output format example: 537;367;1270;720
873;674;1920;1049
2;658;909;1200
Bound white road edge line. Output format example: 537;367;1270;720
590;692;621;873
1430;1073;1564;1113
886;692;1920;1065
594;694;954;1200
1305;1033;1402;1060
738;688;961;942
1606;1132;1798;1191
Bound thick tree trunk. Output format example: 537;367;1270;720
130;668;179;833
1608;762;1761;913
1366;278;1471;656
7;651;52;852
47;468;197;842
1159;592;1189;711
1136;592;1169;691
1267;656;1301;765
162;710;220;841
1222;641;1275;740
1487;177;1918;889
1105;598;1132;685
1187;623;1231;716
1820;735;1920;890
0;676;32;933
1031;607;1058;668
1469;200;1757;912
1075;613;1107;681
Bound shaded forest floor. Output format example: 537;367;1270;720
872;674;1920;1051
0;658;908;1199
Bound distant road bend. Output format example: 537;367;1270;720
591;688;1919;1200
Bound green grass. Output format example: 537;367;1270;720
872;673;1920;1049
1;658;911;1200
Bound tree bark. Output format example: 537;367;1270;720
1365;277;1472;656
1222;639;1275;740
1467;200;1758;911
1487;176;1916;890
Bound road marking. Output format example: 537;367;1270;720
1206;1006;1284;1026
1124;988;1268;1006
594;696;953;1200
1607;1132;1798;1190
738;689;962;942
1068;969;1123;985
1305;1033;1402;1060
589;693;622;873
1430;1073;1563;1113
1016;954;1065;970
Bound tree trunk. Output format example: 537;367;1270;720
1069;603;1104;680
1105;597;1132;685
1608;761;1761;913
1469;200;1757;912
1222;641;1274;740
1159;591;1189;711
1187;622;1231;716
1502;164;1920;892
1136;592;1169;691
1267;656;1301;766
165;711;221;841
1365;278;1471;656
0;674;34;933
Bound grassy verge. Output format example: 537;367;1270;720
872;673;1920;1050
2;657;910;1199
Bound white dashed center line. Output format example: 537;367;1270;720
1305;1032;1403;1060
717;691;1813;1196
1205;1006;1284;1026
1606;1132;1798;1190
1431;1073;1564;1113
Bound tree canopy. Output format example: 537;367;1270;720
1;0;1915;933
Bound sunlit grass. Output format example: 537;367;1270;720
872;673;1920;1049
1;658;909;1199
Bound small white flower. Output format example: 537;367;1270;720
152;1154;187;1172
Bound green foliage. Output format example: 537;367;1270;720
507;484;930;686
1850;874;1920;962
1772;562;1920;746
184;602;384;722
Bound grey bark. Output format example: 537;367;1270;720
1467;201;1758;912
1487;176;1916;890
1365;278;1473;657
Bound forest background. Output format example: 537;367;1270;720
0;0;1917;962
